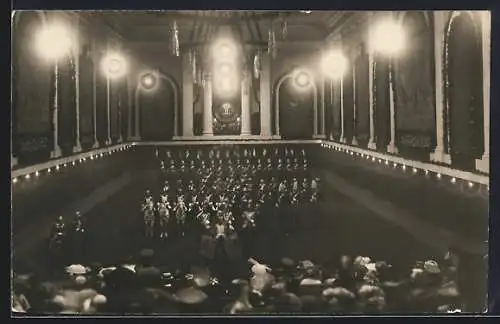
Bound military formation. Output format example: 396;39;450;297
142;146;322;258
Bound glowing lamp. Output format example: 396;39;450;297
321;51;348;79
35;23;73;60
140;73;157;90
212;40;236;59
370;20;405;55
215;76;237;97
218;63;233;75
293;70;312;89
102;53;127;78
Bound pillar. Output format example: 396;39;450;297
329;80;334;140
367;46;377;149
117;99;123;143
241;70;251;136
92;47;99;148
105;76;112;145
135;86;141;140
51;61;62;158
73;22;82;153
202;73;213;136
182;54;194;137
313;83;319;137
127;74;133;140
339;77;346;143
386;60;398;154
320;75;326;135
475;11;490;174
260;53;272;138
430;11;451;164
352;63;359;146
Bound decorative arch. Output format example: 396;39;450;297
393;11;435;156
78;45;95;147
354;44;370;147
443;11;483;171
12;11;54;162
396;10;431;28
134;72;180;139
274;70;318;137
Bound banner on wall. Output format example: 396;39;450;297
110;81;119;141
332;80;341;140
355;55;370;145
394;14;435;149
15;17;52;137
79;51;95;146
57;55;77;153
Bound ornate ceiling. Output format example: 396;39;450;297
89;10;359;46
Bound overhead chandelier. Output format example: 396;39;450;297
253;50;261;79
189;48;197;83
267;26;277;58
281;20;288;39
170;20;180;57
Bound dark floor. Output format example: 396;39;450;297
12;161;487;312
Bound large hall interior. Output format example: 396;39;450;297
11;10;491;315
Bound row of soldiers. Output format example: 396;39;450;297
140;174;321;242
158;147;309;174
156;146;308;162
161;157;309;175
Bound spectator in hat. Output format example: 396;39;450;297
135;249;161;288
224;279;253;314
337;255;356;290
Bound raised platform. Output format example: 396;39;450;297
136;139;321;146
172;135;275;141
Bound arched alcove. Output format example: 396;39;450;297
57;54;76;155
12;12;53;163
95;68;108;146
343;63;355;142
445;12;484;171
374;55;391;152
278;78;314;139
110;79;120;142
79;47;94;149
119;77;129;140
138;76;177;141
394;12;435;160
324;79;333;138
354;46;370;147
332;79;342;140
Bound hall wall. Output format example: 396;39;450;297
327;10;489;175
12;11;142;167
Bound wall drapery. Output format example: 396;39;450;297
13;12;52;162
394;12;435;155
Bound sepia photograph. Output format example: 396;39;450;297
11;10;490;315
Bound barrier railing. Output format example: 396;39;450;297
320;140;489;186
11;143;133;181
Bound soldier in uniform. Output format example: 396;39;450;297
49;216;67;265
301;178;310;202
174;195;188;237
189;160;196;172
157;193;171;239
69;211;87;262
311;177;320;201
240;201;257;258
142;196;156;238
168;160;176;174
266;158;273;171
